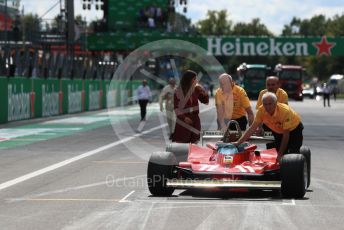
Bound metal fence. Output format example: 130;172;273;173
0;46;118;79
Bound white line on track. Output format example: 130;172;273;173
0;131;155;192
6;175;145;202
0;107;213;192
119;190;135;203
282;199;296;205
137;121;146;132
140;202;155;230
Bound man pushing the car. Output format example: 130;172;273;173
256;76;288;109
234;92;303;160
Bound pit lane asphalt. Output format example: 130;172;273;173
0;98;344;230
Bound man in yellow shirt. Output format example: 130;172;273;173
215;73;254;131
256;76;289;149
235;92;303;159
256;76;288;109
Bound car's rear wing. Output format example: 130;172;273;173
201;130;274;146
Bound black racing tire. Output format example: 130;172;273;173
166;143;189;162
300;146;311;188
147;152;176;196
280;154;308;198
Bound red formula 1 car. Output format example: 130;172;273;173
147;121;311;198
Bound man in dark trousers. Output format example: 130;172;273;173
323;83;331;107
235;92;303;161
136;80;152;121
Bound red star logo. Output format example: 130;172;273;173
313;36;336;56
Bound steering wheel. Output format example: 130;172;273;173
222;120;242;143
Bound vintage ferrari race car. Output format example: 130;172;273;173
147;121;311;198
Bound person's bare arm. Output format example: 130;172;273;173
159;88;166;111
245;106;254;126
284;92;289;105
195;84;209;105
236;121;260;145
216;103;226;130
279;130;290;155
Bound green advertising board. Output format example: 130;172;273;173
61;79;84;114
202;36;343;56
118;80;129;106
86;33;344;57
0;78;8;124
102;80;110;108
7;77;32;122
0;77;161;125
33;79;60;118
85;80;102;111
106;80;118;108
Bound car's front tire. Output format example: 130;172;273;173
281;154;308;198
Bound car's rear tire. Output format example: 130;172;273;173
147;152;176;196
166;143;189;162
300;146;311;188
281;154;307;198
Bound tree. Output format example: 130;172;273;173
20;13;42;41
44;22;50;32
282;17;301;36
232;18;273;36
75;15;86;28
51;14;64;33
327;14;344;36
196;10;232;35
280;13;344;80
195;10;344;80
282;15;329;36
299;15;327;36
169;11;192;33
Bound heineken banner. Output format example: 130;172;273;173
86;33;344;56
202;36;342;56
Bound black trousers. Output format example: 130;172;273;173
323;93;330;107
272;122;304;154
263;124;275;149
138;99;149;121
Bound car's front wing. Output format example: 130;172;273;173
166;179;281;190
